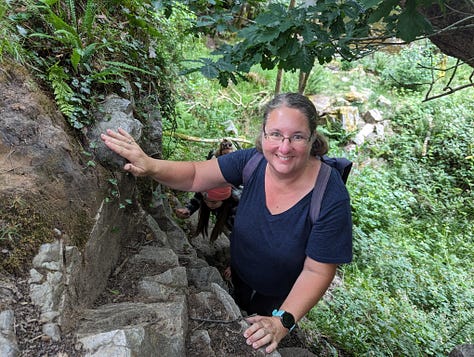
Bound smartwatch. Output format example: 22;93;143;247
272;309;296;332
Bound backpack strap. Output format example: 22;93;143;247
309;162;331;225
242;152;263;185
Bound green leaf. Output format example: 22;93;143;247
397;7;433;42
54;29;81;48
103;61;157;76
200;62;219;79
256;28;281;43
358;0;384;9
342;1;364;18
71;48;81;71
82;43;98;62
367;0;399;23
39;0;59;7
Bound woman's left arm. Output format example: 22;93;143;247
244;258;337;353
280;258;337;323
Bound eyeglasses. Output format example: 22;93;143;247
263;130;311;146
221;142;233;149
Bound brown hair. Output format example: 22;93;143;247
255;92;329;157
215;139;234;157
195;198;234;242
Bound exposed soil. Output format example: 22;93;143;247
10;275;82;356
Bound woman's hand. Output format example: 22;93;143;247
101;128;228;192
101;128;152;177
244;314;288;354
175;208;191;218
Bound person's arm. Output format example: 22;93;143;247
280;259;337;325
244;258;337;354
101;128;228;192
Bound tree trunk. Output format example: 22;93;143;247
275;69;283;95
274;0;297;95
421;0;474;68
298;71;309;94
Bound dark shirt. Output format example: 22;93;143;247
218;148;352;296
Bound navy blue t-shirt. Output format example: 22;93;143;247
218;148;352;297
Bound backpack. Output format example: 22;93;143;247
242;152;352;224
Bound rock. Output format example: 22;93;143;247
344;86;370;103
137;267;188;300
337;106;362;132
353;123;375;145
88;94;144;169
189;329;216;356
76;299;188;356
363;108;383;123
280;347;317;356
130;246;179;271
449;344;474;357
377;95;392;107
0;310;18;357
308;94;334;115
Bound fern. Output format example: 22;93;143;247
0;0;24;62
104;61;157;76
82;0;96;38
66;0;76;29
53;29;81;48
48;63;78;126
44;6;77;35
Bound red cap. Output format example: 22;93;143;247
205;186;232;201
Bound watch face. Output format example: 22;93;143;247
281;312;295;328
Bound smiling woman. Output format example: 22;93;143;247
101;92;352;354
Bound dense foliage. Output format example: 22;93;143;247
166;0;438;91
1;0;192;129
302;50;474;355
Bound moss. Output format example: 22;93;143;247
0;196;53;275
0;193;94;276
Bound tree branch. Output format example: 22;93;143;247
163;131;253;145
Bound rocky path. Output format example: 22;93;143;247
0;206;318;356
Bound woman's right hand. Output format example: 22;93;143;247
175;208;191;219
101;128;152;177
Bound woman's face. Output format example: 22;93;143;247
220;141;234;156
204;199;223;210
220;147;234;155
262;106;312;175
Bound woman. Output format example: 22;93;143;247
176;186;237;242
101;92;352;354
175;139;239;242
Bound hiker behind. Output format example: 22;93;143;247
175;139;240;242
175;138;236;219
176;186;237;242
212;138;234;158
101;92;352;354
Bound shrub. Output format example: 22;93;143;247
380;41;442;91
